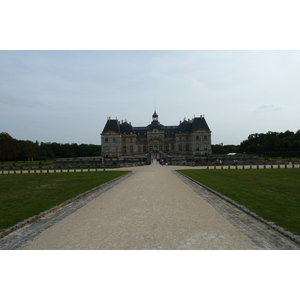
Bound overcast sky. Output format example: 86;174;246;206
1;50;300;145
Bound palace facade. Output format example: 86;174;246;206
101;111;212;164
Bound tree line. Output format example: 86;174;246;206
212;130;300;157
239;130;300;157
0;132;101;161
1;130;300;162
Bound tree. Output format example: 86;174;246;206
0;132;18;161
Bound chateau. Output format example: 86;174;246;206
101;111;212;165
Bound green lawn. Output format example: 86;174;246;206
178;169;300;235
0;171;129;231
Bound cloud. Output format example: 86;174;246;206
255;105;286;113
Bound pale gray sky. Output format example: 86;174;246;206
1;50;300;145
1;1;300;146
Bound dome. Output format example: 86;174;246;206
152;110;158;118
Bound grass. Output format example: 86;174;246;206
178;169;300;235
0;171;130;231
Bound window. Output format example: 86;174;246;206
196;136;199;140
204;135;207;141
105;138;109;142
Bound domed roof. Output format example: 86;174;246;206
152;110;158;118
148;110;164;129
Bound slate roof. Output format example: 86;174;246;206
102;113;210;136
146;119;164;131
134;127;148;137
177;120;191;133
102;119;120;134
163;126;178;137
119;122;134;134
191;117;210;132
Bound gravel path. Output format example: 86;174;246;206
7;162;299;250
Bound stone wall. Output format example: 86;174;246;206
54;157;104;168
